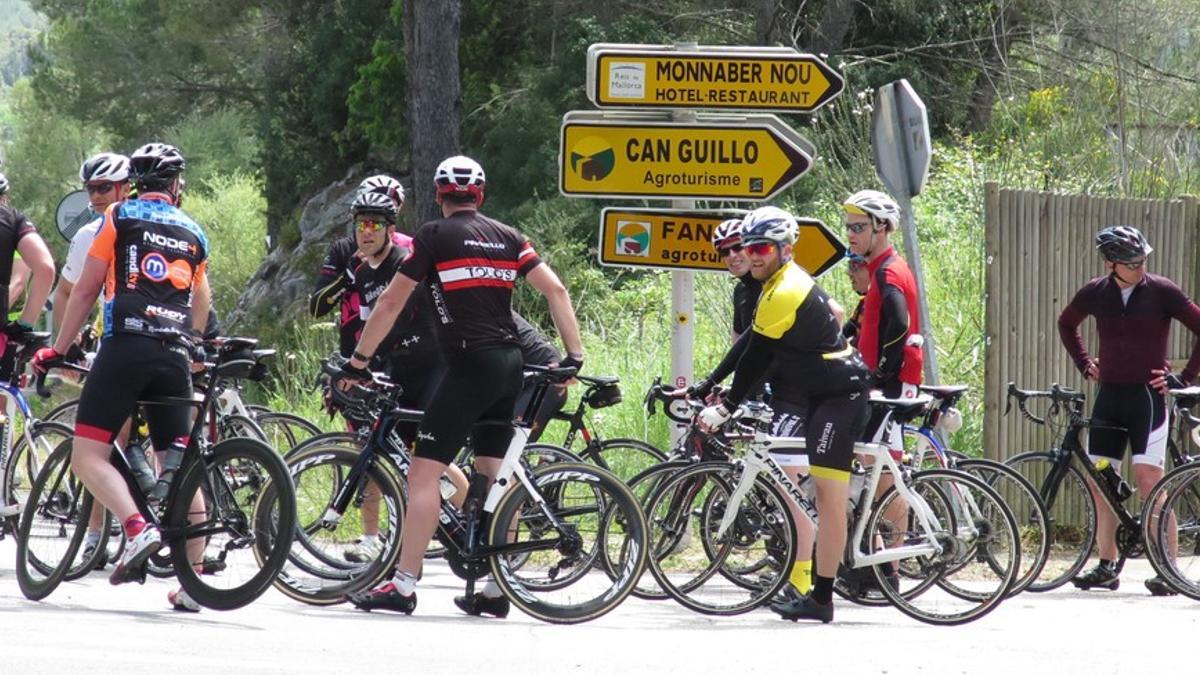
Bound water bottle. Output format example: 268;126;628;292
1095;459;1133;502
150;439;188;504
439;475;459;501
123;441;158;495
848;470;867;508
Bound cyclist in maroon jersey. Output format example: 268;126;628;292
339;155;584;618
1059;225;1200;595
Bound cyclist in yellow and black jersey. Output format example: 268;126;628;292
698;206;869;624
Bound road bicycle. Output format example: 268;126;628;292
1139;384;1200;598
637;393;1021;625
280;363;648;623
1003;382;1194;591
16;337;297;611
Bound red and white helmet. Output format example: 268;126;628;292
434;155;486;204
711;218;744;251
359;174;404;208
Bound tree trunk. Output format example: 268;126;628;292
808;0;855;56
967;4;1024;133
403;0;462;226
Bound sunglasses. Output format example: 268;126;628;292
744;242;776;257
1116;259;1146;270
845;221;870;234
717;244;744;258
86;183;115;195
355;219;387;232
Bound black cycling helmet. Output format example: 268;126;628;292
351;191;397;224
1095;225;1152;262
129;142;186;190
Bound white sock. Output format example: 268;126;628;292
482;578;502;599
85;530;102;547
393;570;418;595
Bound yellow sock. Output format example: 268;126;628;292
790;560;813;595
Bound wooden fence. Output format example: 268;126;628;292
983;184;1200;464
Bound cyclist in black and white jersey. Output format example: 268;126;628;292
339;155;584;618
0;172;55;337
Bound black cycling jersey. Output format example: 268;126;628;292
732;273;762;337
352;244;409;354
88;194;208;342
513;311;561;366
0;204;37;319
311;236;363;358
399;210;542;355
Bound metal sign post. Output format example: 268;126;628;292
872;79;939;384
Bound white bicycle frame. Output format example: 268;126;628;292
715;424;949;568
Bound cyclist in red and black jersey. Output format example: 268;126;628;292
1059;225;1200;595
34;143;211;609
340;155;584;618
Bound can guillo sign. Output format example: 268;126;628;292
588;44;844;113
599;207;846;276
560;111;814;201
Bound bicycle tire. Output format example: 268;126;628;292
601;459;692;601
268;444;406;605
15;441;91;601
956;458;1050;596
488;461;648;624
585;438;667;484
253;411;322;454
645;461;795;616
1142;461;1200;599
868;469;1020;625
283;431;360;460
1005;451;1096;591
3;421;76;532
169;437;297;611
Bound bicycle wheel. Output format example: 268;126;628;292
487;461;648;624
1142;462;1200;599
269;444;405;605
644;461;795;616
867;469;1020;625
168;437;296;611
15;440;91;601
957;458;1050;595
41;398;80;425
1005;451;1095;591
217;414;268;443
3;421;76;528
585;438;667;484
253;411;321;454
601;459;692;600
283;431;360;460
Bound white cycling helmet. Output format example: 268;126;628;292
359;174;405;208
741;206;798;245
843;189;901;230
711;218;744;251
351;191;397;224
80;152;131;184
0;173;8;195
434;155;486;204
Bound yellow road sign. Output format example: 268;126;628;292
599;208;846;276
588;45;844;113
561;111;813;201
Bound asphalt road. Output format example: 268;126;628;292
0;538;1195;674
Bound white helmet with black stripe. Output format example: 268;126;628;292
80;152;131;184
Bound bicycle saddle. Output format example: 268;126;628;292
918;384;969;403
869;394;934;424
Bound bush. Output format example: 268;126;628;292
182;173;267;317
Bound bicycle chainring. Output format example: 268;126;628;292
1117;519;1145;559
444;545;489;581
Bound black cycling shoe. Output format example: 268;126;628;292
774;594;834;623
1071;564;1120;591
83;542;109;571
1145;576;1178;597
768;584;805;613
454;592;510;619
347;583;417;614
201;556;227;575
